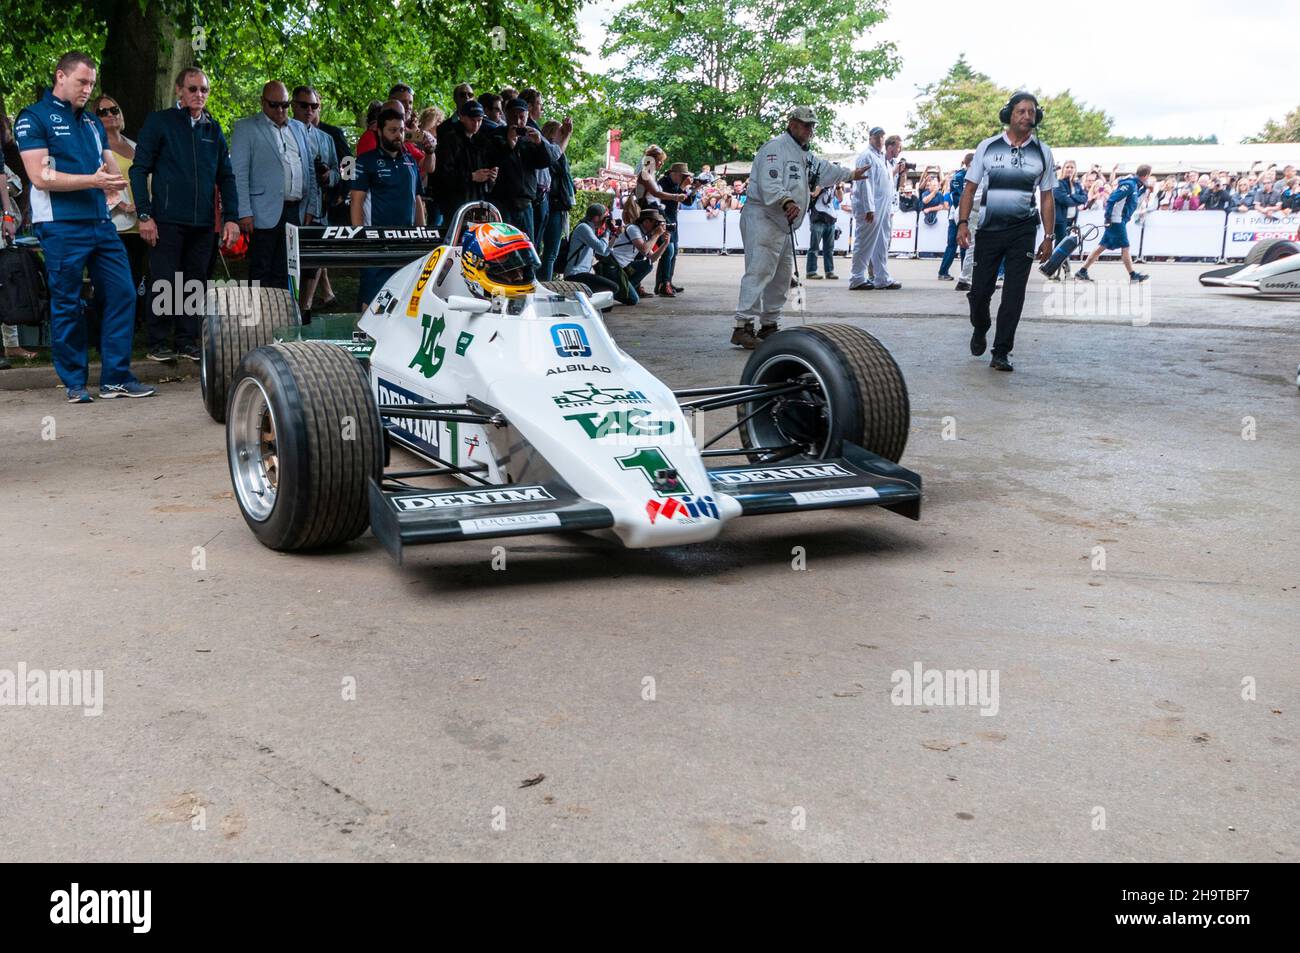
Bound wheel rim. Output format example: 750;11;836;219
199;337;209;399
228;377;280;521
742;354;833;458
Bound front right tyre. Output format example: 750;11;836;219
227;342;383;551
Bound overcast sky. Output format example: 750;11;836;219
577;0;1294;152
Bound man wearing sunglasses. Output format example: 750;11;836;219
129;67;240;362
230;81;320;290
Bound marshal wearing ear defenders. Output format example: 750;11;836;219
999;91;1043;128
953;91;1058;372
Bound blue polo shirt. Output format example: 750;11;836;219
14;88;112;223
352;146;419;226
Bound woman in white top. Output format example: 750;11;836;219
634;146;687;210
93;95;146;328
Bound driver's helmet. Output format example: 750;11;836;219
460;222;539;298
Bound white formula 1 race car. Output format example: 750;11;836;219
1200;237;1300;294
199;202;921;561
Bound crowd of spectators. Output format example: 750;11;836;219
4;47;1300;387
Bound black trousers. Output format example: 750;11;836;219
146;223;216;351
968;220;1036;357
248;201;300;291
565;272;619;296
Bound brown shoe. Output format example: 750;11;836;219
730;325;760;349
657;283;677;298
4;346;37;360
756;324;780;341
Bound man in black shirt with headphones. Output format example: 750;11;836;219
956;92;1056;372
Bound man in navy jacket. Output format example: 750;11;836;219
130;67;240;362
1076;164;1150;282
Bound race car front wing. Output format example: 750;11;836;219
367;442;920;561
707;442;922;521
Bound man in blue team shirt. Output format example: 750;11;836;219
937;152;972;280
15;51;154;402
1075;163;1150;283
350;107;425;308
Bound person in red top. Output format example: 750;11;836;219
356;99;431;173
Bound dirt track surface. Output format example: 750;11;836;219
1;258;1296;861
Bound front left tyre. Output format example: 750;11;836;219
227;342;383;551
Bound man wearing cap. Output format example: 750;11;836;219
433;99;498;233
655;161;695;296
482;97;551;242
730;106;869;349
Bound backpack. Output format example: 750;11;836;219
0;244;50;326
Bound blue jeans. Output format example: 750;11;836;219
504;205;535;243
938;220;965;276
806;219;835;274
537;206;568;281
36;220;138;389
655;224;678;287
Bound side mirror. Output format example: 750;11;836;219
446;295;492;314
587;291;615;310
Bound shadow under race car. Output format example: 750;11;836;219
198;202;921;562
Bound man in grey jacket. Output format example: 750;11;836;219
230;81;320;290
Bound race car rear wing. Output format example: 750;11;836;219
286;224;443;299
285;202;506;298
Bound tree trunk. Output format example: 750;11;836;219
98;0;189;137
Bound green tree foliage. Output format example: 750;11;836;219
1245;106;1300;143
0;0;590;138
1114;134;1218;146
603;0;898;170
906;56;1116;149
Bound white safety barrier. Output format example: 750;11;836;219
674;206;1294;259
1138;209;1218;258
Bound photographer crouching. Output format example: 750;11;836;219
598;204;669;304
560;202;621;297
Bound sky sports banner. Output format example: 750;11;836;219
1224;212;1300;257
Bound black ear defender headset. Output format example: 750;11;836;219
1000;91;1043;127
